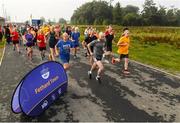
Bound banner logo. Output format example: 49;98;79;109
40;67;50;80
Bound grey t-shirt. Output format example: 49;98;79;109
89;39;106;58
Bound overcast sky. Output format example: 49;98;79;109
0;0;180;22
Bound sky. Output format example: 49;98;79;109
0;0;180;22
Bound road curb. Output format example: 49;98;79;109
130;59;180;80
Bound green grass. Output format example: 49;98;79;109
0;38;5;61
113;40;180;74
78;25;180;75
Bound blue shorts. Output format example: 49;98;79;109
72;42;79;48
26;42;33;47
59;57;70;64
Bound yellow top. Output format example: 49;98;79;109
117;36;130;55
42;26;50;36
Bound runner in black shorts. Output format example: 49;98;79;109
103;26;114;63
84;29;98;65
48;26;57;61
11;26;20;53
88;32;106;83
37;29;46;60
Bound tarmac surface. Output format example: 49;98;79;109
0;44;179;122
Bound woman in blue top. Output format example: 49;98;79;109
55;32;73;70
25;28;34;61
71;27;80;59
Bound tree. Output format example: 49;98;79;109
122;13;141;26
156;6;167;26
166;8;178;26
52;18;56;24
123;5;139;15
175;9;180;26
47;19;52;25
58;18;67;24
112;2;122;25
70;0;180;26
141;0;158;25
71;1;112;25
40;16;46;23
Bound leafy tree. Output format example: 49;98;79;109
123;5;139;15
141;0;158;25
175;10;180;26
40;16;46;23
71;1;112;25
58;18;67;24
112;2;122;25
166;8;178;26
70;0;180;26
122;13;141;26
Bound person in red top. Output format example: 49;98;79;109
11;26;20;53
37;29;46;60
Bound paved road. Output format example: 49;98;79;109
0;44;179;122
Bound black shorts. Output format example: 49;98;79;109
106;45;112;52
33;39;37;43
0;33;2;39
120;54;129;59
13;40;19;45
49;43;56;48
39;47;46;51
93;55;103;62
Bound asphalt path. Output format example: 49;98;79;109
0;44;179;122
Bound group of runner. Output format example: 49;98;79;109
1;23;130;83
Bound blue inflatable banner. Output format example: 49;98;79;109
11;61;68;117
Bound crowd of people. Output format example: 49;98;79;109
0;23;130;83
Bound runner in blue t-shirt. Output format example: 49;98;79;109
55;32;73;70
71;27;80;59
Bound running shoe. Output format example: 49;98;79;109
111;57;115;64
104;59;110;64
123;70;130;74
74;55;77;59
85;53;88;57
96;76;101;84
88;71;92;79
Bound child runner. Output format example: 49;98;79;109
71;27;80;59
112;28;130;74
55;32;73;70
37;29;46;60
87;32;106;83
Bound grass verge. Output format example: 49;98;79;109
0;38;6;63
113;40;180;75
